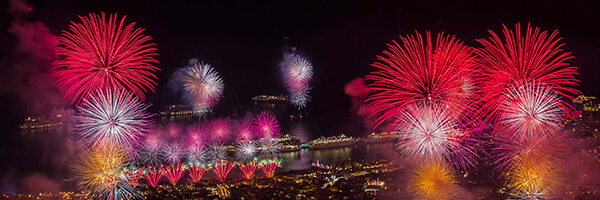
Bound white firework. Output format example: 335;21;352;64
183;61;224;112
187;145;208;164
500;83;564;139
290;85;311;109
396;105;476;167
75;89;152;153
258;138;280;156
162;142;185;164
139;146;163;167
287;57;313;83
208;142;228;162
235;141;257;161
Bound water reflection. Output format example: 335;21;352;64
277;143;395;173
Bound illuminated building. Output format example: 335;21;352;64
20;114;64;130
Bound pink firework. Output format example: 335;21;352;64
476;23;579;125
212;160;235;182
187;123;208;146
259;157;281;178
235;119;256;141
499;83;567;139
165;123;183;140
162;162;186;185
144;167;162;187
74;89;152;154
252;111;280;139
144;128;164;151
53;12;159;105
366;31;478;129
395;104;478;169
209;118;231;142
122;166;145;188
187;163;209;183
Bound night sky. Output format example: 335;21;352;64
0;0;599;193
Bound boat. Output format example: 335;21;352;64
360;132;395;143
308;134;356;149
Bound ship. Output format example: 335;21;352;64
20;115;64;130
360;132;396;144
308;134;357;150
275;134;301;152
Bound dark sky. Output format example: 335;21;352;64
1;0;599;193
1;0;599;134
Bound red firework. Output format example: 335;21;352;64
53;12;159;104
144;167;162;187
187;163;209;183
210;118;231;142
259;157;281;178
122;166;145;188
162;162;186;185
366;31;477;129
212;160;235;182
238;160;258;179
476;23;579;125
252;111;280;139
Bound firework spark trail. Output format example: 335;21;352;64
182;60;224;112
75;89;152;154
238;160;259;180
410;160;458;200
253;111;280;139
210;118;231;142
367;31;478;130
395;104;478;169
235;141;257;161
162;162;186;185
187;163;209;183
122;166;146;188
259;157;281;178
75;144;141;200
213;160;235;182
143;167;162;187
499;83;566;139
162;142;185;164
476;23;579;126
53;12;159;104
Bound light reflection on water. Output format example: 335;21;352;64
276;143;395;173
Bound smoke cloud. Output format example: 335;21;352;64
2;0;68;116
343;77;376;132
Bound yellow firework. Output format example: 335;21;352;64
75;144;139;199
410;160;458;200
506;157;559;199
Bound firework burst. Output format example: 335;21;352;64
75;144;141;200
505;157;560;199
121;165;146;188
187;162;209;183
75;89;152;154
259;157;281;178
235;119;255;141
367;31;477;129
162;142;185;164
235;141;257;161
499;83;566;139
182;61;224;112
395;105;478;169
143;167;162;187
162;162;186;185
253;111;280;139
410;160;458;200
208;142;229;162
476;23;579;125
238;159;259;180
258;138;280;156
210;118;231;142
282;54;313;109
213;160;235;182
53;12;159;104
